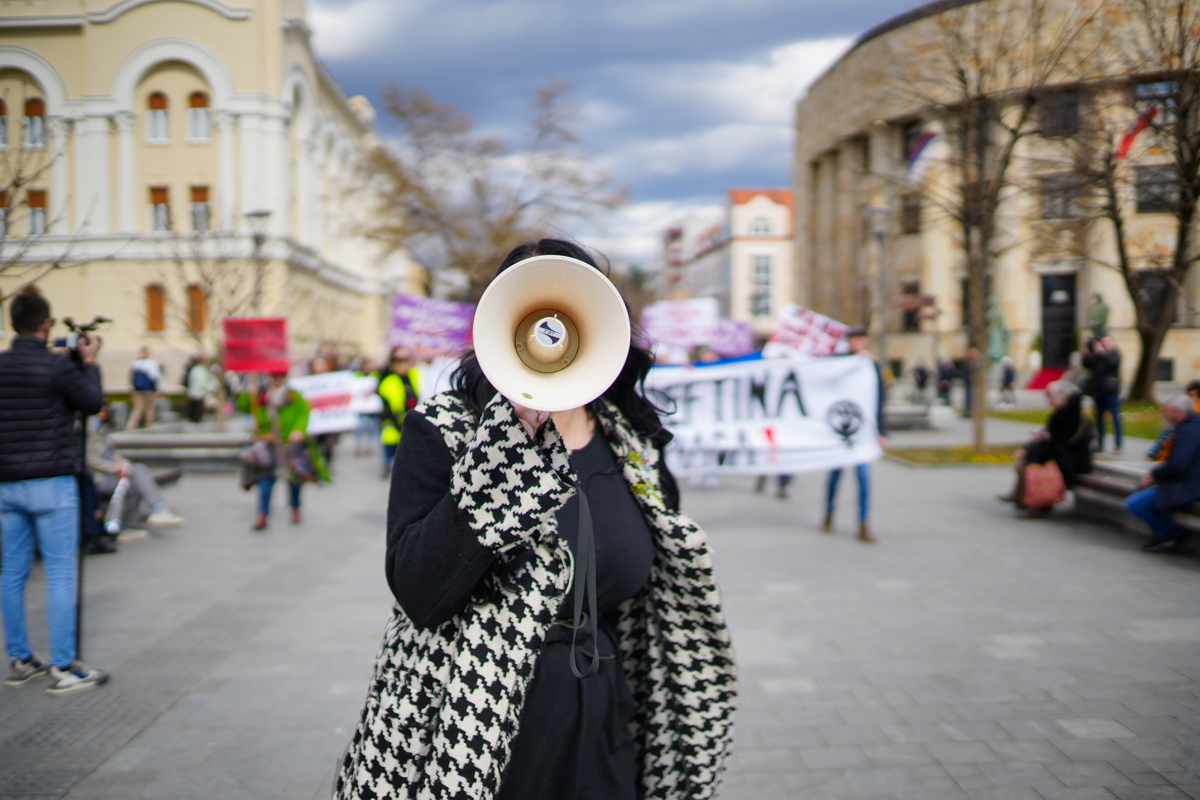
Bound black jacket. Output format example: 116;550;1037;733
1152;413;1200;512
1025;393;1093;486
0;335;104;482
1082;348;1121;398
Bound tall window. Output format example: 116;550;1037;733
1137;80;1177;125
146;285;165;332
23;98;45;148
900;120;923;160
0;99;7;148
147;92;169;143
1040;90;1080;137
750;254;772;317
750;216;771;236
1040;175;1083;219
188;92;211;141
27;190;46;236
902;281;922;332
150;186;171;232
190;186;210;233
0;191;7;238
187;284;207;332
1137;166;1179;214
901;193;921;234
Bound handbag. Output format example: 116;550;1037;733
238;440;276;490
282;442;318;484
1023;460;1066;509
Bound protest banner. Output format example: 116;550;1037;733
761;304;848;359
389;295;475;358
641;298;719;350
645;356;881;476
223;318;289;373
349;374;382;415
288;370;362;435
709;318;755;358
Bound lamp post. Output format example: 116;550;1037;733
245;209;272;316
866;203;890;374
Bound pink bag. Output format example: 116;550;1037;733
1023;461;1066;509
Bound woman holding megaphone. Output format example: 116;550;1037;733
337;239;736;800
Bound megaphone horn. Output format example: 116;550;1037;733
473;255;631;413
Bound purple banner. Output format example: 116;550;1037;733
388;294;475;358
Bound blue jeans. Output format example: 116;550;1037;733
1126;487;1185;541
827;464;871;523
258;477;301;516
383;444;398;475
1095;395;1123;450
0;476;80;668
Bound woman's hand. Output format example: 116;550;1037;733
288;430;305;445
509;399;549;439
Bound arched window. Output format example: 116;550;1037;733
187;284;208;332
27;190;46;236
750;216;771;236
147;92;169;143
190;186;210;233
146;284;165;332
23;98;45;148
149;186;170;232
0;100;8;148
188;92;211;142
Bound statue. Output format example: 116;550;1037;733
1087;292;1110;339
986;296;1009;364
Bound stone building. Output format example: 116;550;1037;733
0;0;421;387
671;188;796;339
793;0;1196;387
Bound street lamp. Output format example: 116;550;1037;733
245;209;272;316
866;203;890;374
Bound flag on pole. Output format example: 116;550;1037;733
905;130;942;185
1117;105;1159;160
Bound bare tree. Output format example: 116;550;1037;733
903;0;1098;450
363;79;626;301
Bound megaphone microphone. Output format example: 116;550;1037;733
473;255;631;413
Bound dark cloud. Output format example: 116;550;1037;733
310;0;918;256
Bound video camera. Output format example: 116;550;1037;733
53;316;112;364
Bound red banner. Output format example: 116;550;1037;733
223;317;289;373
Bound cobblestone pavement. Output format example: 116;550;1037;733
1;432;1197;799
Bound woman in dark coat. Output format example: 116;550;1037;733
1000;380;1093;514
336;239;736;800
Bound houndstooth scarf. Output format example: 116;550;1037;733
335;392;736;800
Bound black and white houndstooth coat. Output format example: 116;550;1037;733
335;391;737;800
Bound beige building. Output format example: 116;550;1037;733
671;189;796;339
794;0;1197;387
0;0;421;387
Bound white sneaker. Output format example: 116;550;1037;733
117;528;150;543
46;660;109;695
146;510;185;527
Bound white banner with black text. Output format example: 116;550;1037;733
645;356;882;476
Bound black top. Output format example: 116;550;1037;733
1025;393;1093;486
1082;348;1121;398
0;335;104;482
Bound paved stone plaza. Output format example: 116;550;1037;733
1;423;1198;799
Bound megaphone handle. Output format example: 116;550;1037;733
569;484;600;679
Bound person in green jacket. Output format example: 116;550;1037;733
238;372;329;530
377;347;421;478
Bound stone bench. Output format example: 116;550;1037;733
1072;461;1200;542
884;403;933;430
108;431;250;472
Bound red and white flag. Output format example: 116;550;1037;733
1117;105;1159;160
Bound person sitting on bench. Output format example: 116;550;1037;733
87;402;185;539
1125;395;1200;553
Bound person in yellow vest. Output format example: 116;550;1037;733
378;347;421;478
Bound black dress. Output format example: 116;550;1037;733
497;428;656;800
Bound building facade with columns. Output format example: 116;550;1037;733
0;0;420;387
794;0;1199;389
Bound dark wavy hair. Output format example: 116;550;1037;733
451;238;672;453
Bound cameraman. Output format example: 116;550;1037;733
0;293;109;694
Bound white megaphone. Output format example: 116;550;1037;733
473;254;631;413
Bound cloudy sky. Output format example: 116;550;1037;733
308;0;918;264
